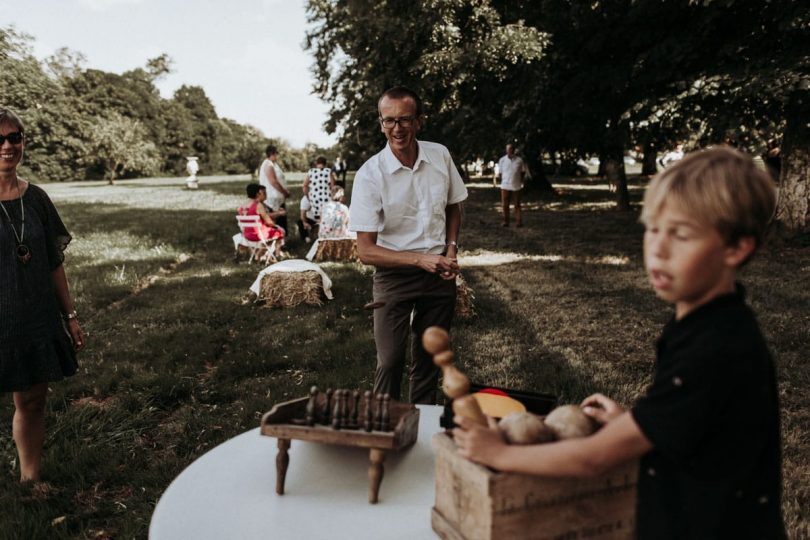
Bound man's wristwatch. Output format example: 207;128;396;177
64;310;78;321
446;240;458;248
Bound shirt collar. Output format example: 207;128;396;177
382;141;431;174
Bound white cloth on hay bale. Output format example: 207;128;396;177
249;259;334;300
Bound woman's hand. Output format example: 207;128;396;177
452;415;505;467
581;393;625;425
67;319;86;352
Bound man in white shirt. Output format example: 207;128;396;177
258;144;290;232
349;86;468;404
497;143;525;227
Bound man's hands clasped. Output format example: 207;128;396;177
418;252;459;280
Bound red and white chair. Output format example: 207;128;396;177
233;215;277;264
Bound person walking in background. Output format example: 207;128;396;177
350;86;467;404
0;108;85;482
258;145;289;233
498;143;525;227
303;156;336;221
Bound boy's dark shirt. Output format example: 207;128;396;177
631;286;785;540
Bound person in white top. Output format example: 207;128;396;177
497;143;525;227
350;86;468;404
258;145;290;232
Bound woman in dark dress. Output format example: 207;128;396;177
0;108;85;481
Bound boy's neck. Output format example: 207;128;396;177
675;274;737;320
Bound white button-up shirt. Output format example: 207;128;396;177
349;140;468;254
498;154;525;191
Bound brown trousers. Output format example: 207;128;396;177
372;267;456;404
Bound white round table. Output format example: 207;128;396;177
150;405;444;539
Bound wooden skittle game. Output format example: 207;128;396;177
260;388;419;504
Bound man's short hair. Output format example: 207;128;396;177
265;145;278;157
316;155;327;166
0;107;25;134
246;183;265;199
641;146;776;249
378;86;423;117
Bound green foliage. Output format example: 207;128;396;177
306;0;810;211
0;26;283;182
86;113;161;183
305;0;549;166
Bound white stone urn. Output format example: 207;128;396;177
185;156;200;189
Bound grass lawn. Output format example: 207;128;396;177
0;172;807;539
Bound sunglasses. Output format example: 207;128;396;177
0;132;23;145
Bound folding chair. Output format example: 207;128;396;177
234;215;277;264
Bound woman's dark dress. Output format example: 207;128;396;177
0;183;77;392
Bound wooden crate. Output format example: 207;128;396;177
432;432;637;540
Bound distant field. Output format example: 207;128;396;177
0;173;806;538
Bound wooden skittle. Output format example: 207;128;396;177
422;326;488;426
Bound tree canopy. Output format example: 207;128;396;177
306;0;810;229
0;26;314;182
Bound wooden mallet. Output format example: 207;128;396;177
422;326;488;426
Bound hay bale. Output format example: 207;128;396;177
455;274;476;320
313;238;359;262
258;270;324;308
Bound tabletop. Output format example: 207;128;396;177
150;404;445;540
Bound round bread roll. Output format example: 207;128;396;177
544;405;597;440
498;412;555;445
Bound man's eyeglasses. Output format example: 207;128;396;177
0;132;23;145
380;116;417;129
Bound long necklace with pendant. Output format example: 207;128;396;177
0;179;31;264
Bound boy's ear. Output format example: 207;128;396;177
724;236;756;267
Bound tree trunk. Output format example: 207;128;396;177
642;142;658;176
604;152;631;211
775;89;810;236
526;153;555;193
597;151;608;177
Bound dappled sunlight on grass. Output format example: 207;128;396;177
460;250;630;267
552;182;646;192
71;232;180;266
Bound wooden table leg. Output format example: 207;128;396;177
276;438;291;495
368;448;386;504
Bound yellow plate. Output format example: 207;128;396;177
472;392;527;418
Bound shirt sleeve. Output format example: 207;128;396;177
348;165;383;232
30;185;71;270
632;342;736;463
446;150;468;205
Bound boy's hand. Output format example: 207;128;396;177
581;393;625;425
452;415;505;467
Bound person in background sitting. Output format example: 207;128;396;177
298;194;318;243
238;183;285;260
319;188;352;239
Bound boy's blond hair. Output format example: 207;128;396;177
641;146;776;250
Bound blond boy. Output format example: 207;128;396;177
454;147;786;539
